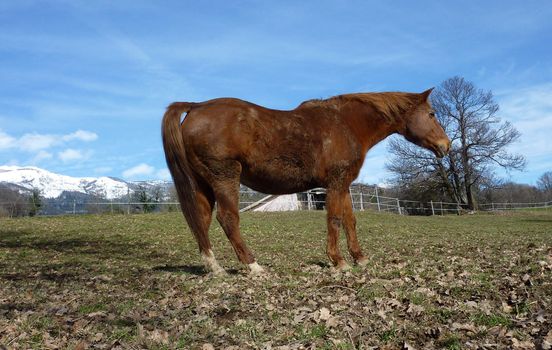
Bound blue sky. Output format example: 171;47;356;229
1;1;551;186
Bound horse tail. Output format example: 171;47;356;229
161;102;206;240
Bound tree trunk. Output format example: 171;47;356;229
459;116;477;210
436;161;456;201
465;182;478;211
447;155;467;205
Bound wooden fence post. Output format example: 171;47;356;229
396;198;401;215
430;200;435;216
375;186;381;212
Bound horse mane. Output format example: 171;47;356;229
297;92;419;123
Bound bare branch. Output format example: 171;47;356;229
386;76;526;210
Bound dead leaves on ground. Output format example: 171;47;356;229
0;212;551;349
2;251;550;349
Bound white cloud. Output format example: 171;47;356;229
498;83;552;158
156;168;171;181
62;130;98;142
30;150;53;164
94;166;113;174
491;83;552;183
58;148;85;162
0;129;99;158
122;163;155;179
0;129;16;150
18;133;58;152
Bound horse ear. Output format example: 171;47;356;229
420;88;434;102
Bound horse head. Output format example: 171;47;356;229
400;88;451;158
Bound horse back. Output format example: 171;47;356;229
181;98;364;193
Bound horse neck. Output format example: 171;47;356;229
338;100;404;154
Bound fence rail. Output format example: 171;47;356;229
1;187;550;218
479;200;552;210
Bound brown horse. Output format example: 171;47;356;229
162;89;450;274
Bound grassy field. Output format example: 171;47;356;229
0;210;551;349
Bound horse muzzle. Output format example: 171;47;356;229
434;140;451;158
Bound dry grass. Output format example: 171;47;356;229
1;210;551;349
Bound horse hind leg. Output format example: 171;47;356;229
212;178;264;275
189;183;226;275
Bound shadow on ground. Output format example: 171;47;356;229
0;234;145;257
152;264;240;276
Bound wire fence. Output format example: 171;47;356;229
479;200;552;211
2;185;549;218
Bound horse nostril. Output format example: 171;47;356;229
438;142;450;156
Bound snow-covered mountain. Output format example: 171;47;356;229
0;166;132;199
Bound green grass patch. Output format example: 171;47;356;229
379;327;397;342
78;303;108;314
1;210;551;348
439;334;462;350
471;313;513;328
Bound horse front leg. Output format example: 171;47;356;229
325;189;350;270
342;190;368;266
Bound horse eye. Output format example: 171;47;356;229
429;112;435;118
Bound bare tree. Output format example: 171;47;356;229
28;188;43;217
537;171;552;198
134;185;157;213
387;76;525;210
0;186;28;217
480;182;543;204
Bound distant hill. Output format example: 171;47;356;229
0;165;172;200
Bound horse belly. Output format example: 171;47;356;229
240;157;318;195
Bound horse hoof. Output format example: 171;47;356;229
212;268;227;276
248;262;265;275
356;257;369;267
336;261;351;271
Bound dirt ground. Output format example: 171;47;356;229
1;210;551;349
